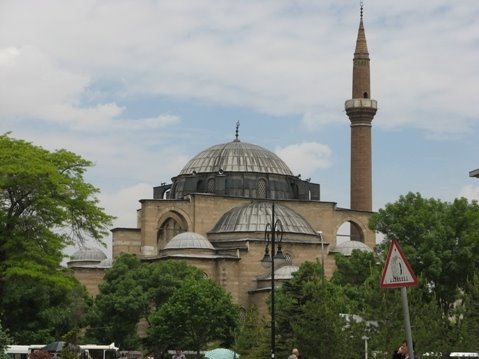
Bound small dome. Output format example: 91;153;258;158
210;202;317;235
164;232;215;250
179;140;293;176
99;258;113;267
332;240;373;256
265;265;299;280
71;247;107;261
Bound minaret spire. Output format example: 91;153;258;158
234;121;240;142
345;3;378;215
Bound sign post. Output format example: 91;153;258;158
380;240;418;359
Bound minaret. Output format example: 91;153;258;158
345;3;377;213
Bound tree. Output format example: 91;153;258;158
369;192;479;314
0;321;10;359
233;306;269;359
148;277;239;358
1;270;91;343
276;261;351;359
86;255;210;352
450;274;479;352
0;134;113;340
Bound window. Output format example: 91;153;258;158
207;178;215;193
258;178;267;198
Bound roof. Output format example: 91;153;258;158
179;140;293;176
164;231;215;250
70;247;107;261
209;202;317;235
264;265;299;280
469;168;479;178
332;240;373;256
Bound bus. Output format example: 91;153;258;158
5;345;46;359
5;345;30;359
79;343;119;359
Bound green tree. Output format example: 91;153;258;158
0;321;10;359
86;255;208;352
450;274;479;352
233;306;269;359
0;134;114;339
276;261;351;359
369;192;479;313
148;277;239;358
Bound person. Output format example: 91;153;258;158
288;348;300;359
392;341;408;359
172;349;185;359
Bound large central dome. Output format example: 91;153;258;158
179;140;293;176
154;136;320;201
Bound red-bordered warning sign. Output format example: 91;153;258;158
380;240;418;288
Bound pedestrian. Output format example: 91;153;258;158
172;349;185;359
392;341;408;359
288;348;300;359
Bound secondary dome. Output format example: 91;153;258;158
332;240;374;256
179;140;293;176
210;202;317;235
71;247;107;261
164;231;215;250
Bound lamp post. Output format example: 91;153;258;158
261;203;286;359
317;231;325;285
362;335;369;359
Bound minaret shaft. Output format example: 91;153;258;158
346;10;377;213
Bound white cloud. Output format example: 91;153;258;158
99;183;153;229
459;185;479;202
275;142;332;178
1;1;478;136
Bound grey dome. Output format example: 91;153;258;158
332;240;373;256
164;231;215;250
179;140;293;176
71;247;107;261
264;265;299;280
210;202;317;235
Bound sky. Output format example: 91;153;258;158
1;0;478;256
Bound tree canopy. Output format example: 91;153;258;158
369;192;479;313
87;254;239;357
0;134;113;341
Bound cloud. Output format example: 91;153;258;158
275;142;332;178
1;1;478;137
99;183;153;229
459;185;479;202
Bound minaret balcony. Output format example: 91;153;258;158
345;98;377;110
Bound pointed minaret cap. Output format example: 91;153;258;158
354;3;369;58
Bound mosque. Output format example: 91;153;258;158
68;7;378;314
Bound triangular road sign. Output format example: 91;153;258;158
380;240;418;288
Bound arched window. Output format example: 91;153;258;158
258;178;267;198
207;178;215;193
363;91;369;98
157;217;184;244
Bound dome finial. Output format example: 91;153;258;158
360;2;364;19
235;121;240;141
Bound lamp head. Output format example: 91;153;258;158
261;252;272;268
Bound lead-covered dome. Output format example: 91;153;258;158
179;140;293;176
71;247;107;261
332;240;374;256
164;232;215;250
157;136;320;201
210;202;317;235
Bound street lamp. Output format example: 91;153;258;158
362;335;369;359
261;202;286;359
317;231;326;285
